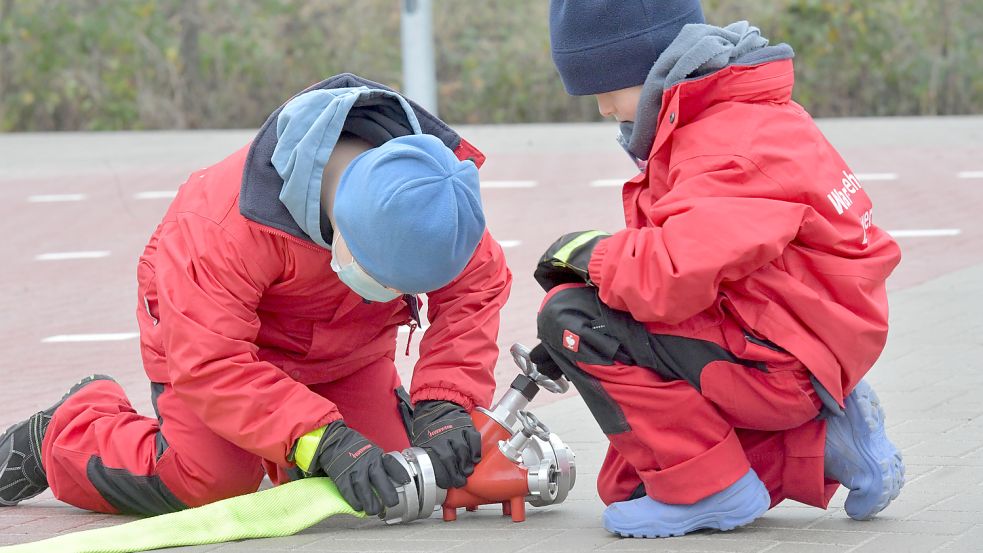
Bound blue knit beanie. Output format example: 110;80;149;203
334;134;485;294
550;0;705;96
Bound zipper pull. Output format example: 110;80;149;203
405;320;418;356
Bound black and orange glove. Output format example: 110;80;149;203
292;420;410;516
534;230;610;291
410;400;481;489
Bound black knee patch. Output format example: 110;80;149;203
537;287;630;434
539;286;763;392
536;285;769;436
537;286;622;366
86;456;187;515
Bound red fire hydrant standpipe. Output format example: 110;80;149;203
383;343;576;524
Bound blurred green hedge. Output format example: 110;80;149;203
1;0;980;131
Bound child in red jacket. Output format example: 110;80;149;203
533;0;904;538
0;76;510;517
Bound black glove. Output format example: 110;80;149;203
410;400;481;489
529;342;565;381
301;420;410;516
534;230;611;292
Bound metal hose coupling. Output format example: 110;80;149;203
381;446;447;524
382;343;576;524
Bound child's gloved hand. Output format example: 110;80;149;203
410;400;481;489
534;230;611;291
292;420;410;516
529;342;565;381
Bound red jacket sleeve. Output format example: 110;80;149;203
155;214;342;465
409;231;512;411
588;158;808;324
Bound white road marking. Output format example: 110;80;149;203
27;194;87;202
887;229;961;238
855;173;898;181
42;332;140;343
134;190;178;199
957;171;983;179
35;251;111;261
590;179;626;187
498;240;522;248
481;180;537;189
398;325;431;334
592;174;898;187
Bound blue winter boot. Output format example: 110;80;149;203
824;379;904;520
602;468;770;538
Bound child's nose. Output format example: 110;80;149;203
596;97;613;118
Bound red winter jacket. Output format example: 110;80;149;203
588;59;901;405
135;76;512;466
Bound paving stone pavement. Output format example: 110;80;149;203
1;119;982;552
2;260;981;552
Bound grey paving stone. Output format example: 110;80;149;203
747;506;832;529
809;518;971;536
903;466;983;494
739;527;876;546
932;490;983;513
140;546;223;553
936;524;983;553
906;509;983;524
849;532;953;553
297;537;463;552
494;528;618;551
762;544;844;553
598;533;775;552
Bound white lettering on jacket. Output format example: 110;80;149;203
827;170;863;215
860;208;873;245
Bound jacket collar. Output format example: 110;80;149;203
648;58;796;160
621;21;794;163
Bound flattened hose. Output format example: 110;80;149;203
0;478;363;553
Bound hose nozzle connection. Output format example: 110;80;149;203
382;343;576;524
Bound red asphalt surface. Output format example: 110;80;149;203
1;120;982;429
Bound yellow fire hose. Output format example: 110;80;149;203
0;478;362;553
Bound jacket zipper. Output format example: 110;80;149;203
245;220;326;253
404;319;418;356
403;294;422;356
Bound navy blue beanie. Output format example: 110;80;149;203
550;0;705;96
334;134;485;294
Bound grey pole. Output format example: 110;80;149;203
400;0;438;115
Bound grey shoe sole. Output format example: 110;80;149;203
825;381;905;521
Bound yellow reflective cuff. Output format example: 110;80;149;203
553;230;607;264
294;426;326;472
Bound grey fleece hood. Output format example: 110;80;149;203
619;21;795;163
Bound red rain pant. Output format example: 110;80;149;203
537;283;839;508
41;356;411;514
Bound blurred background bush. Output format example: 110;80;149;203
0;0;980;131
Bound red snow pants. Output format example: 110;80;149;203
537;284;840;508
41;356;412;515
